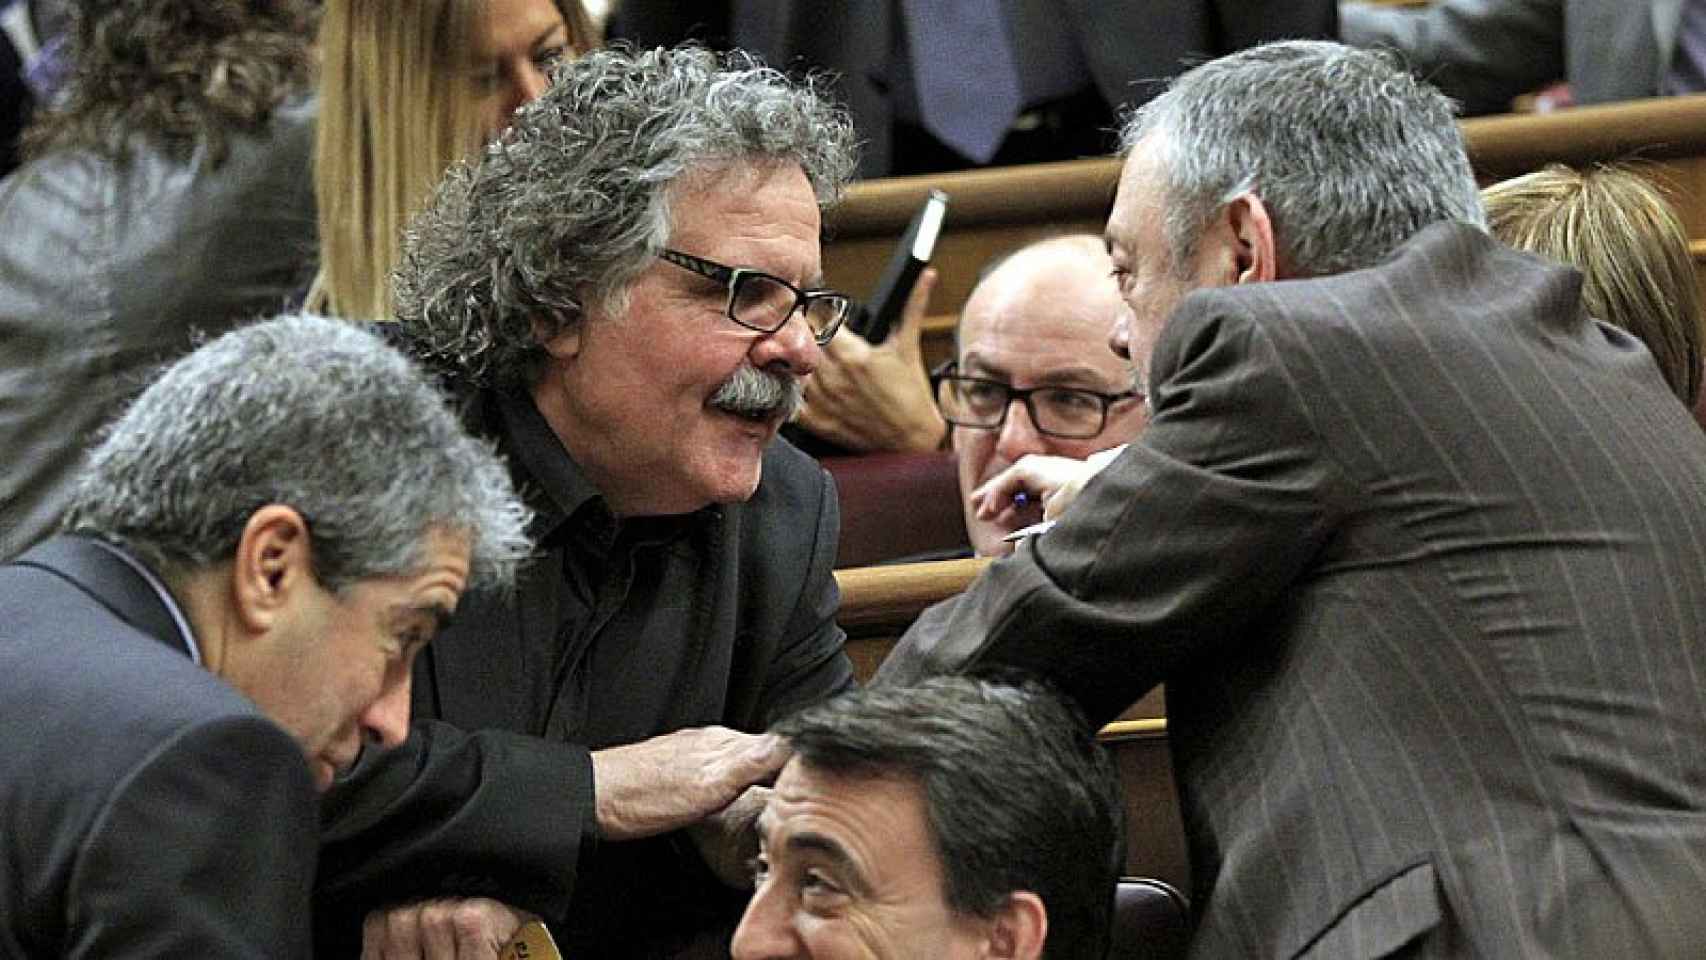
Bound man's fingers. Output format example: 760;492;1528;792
897;268;937;352
359;898;525;960
741;732;789;779
416;900;460;959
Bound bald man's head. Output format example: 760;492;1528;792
945;236;1150;556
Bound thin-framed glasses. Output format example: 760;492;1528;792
657;248;853;346
930;361;1143;439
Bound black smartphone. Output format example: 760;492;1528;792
848;189;949;344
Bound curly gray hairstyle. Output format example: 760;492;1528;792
394;44;859;389
60;314;533;593
1122;40;1485;278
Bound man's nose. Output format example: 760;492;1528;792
729;881;798;960
994;397;1047;465
360;670;412;749
1109;308;1133;360
749;307;822;376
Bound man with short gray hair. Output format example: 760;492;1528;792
0;313;532;956
884;40;1706;954
317;46;861;958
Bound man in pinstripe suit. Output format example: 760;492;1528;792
880;40;1706;957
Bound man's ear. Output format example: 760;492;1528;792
1224;192;1279;285
230;504;316;634
533;304;584;362
983;891;1047;960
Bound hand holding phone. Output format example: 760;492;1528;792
849;189;948;344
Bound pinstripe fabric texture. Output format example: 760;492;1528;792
882;222;1706;957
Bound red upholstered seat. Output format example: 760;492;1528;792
822;451;969;568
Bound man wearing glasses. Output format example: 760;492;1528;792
315;47;861;958
931;234;1151;557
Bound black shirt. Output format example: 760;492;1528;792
317;387;854;956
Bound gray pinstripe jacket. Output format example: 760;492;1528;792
884;221;1706;957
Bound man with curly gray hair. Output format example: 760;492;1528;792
0;313;532;956
316;45;863;958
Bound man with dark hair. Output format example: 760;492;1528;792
318;46;861;958
884;40;1706;955
731;676;1124;960
0;314;532;956
0;0;319;562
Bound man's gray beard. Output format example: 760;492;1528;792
709;364;802;421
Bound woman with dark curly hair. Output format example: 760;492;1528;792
0;0;321;563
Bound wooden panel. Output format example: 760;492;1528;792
1461;95;1706;181
1105;722;1191;891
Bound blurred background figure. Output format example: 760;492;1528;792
1341;0;1704;115
0;0;319;563
608;0;1336;177
1481;163;1706;425
308;0;598;320
0;0;72;177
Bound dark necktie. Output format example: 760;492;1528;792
1665;0;1706;94
898;0;1024;163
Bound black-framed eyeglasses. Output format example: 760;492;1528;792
930;361;1144;439
657;248;853;346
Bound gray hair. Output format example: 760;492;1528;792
394;44;859;389
777;675;1123;960
1122;40;1485;277
61;314;533;593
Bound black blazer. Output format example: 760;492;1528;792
0;536;318;958
884;223;1706;957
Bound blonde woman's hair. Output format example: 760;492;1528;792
308;0;595;321
1483;164;1704;406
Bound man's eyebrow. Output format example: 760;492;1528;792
958;352;1011;380
389;601;456;633
784;830;872;896
1030;364;1128;390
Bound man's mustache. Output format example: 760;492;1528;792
709;364;801;420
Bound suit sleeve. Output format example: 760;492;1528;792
1338;0;1566;115
878;298;1349;725
752;463;855;724
314;721;595;947
65;717;318;959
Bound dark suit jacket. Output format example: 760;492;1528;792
881;222;1706;957
0;536;318;958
